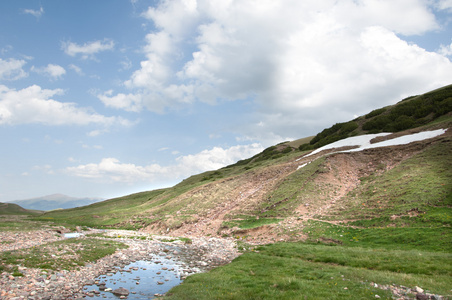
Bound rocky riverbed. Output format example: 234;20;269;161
0;229;240;299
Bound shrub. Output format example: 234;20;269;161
362;115;391;131
310;121;358;146
393;115;415;131
299;143;314;151
282;147;293;154
365;108;386;119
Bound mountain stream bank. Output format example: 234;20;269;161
0;229;240;299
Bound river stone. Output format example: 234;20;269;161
416;294;429;300
415;286;424;294
112;287;129;296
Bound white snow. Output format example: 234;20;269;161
302;129;446;158
296;162;310;170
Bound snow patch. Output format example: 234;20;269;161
302;129;446;158
297;162;310;170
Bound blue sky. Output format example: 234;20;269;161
1;0;451;202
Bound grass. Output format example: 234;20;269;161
0;202;41;215
257;158;328;218
33;147;303;231
325;134;452;222
11;85;450;298
0;215;51;231
0;238;127;273
32;189;168;228
303;215;451;252
222;217;282;230
166;212;451;299
166;242;451;299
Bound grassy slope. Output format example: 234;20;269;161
0;202;41;215
37;84;452;231
164;86;452;299
166;242;451;299
33;85;452;299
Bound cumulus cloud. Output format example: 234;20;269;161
66;143;263;183
0;58;28;80
31;64;66;79
102;0;452;139
23;6;44;19
62;39;115;59
0;84;130;126
175;143;264;175
97;90;143;112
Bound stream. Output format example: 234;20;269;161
83;257;184;299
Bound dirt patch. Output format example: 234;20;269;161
141;127;450;244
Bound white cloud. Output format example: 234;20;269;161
66;143;264;183
69;64;84;75
66;158;166;183
102;0;452;139
62;39;115;59
175;143;264;175
23;6;44;19
0;58;28;80
439;41;452;57
435;0;452;11
98;90;143;112
87;130;105;137
31;64;66;79
0;84;131;126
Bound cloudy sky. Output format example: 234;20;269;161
1;0;451;202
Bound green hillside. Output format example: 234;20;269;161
36;84;452;232
299;84;452;150
9;84;452;299
0;202;41;215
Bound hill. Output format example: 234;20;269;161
0;202;41;215
37;85;451;244
8;194;103;211
21;84;452;299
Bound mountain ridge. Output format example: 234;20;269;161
36;84;452;245
8;194;103;211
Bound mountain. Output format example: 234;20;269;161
8;194;103;211
38;85;451;245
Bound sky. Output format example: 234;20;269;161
1;0;451;202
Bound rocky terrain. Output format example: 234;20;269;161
0;229;239;299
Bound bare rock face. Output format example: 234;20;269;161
112;287;129;296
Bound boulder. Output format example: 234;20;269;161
112;287;129;296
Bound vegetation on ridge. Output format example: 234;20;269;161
298;84;452;151
8;84;451;299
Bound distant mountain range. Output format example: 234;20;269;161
7;194;104;211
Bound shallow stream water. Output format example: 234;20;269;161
83;258;183;299
64;232;84;238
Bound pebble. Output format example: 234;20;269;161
0;229;239;299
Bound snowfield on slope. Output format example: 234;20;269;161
303;128;447;158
